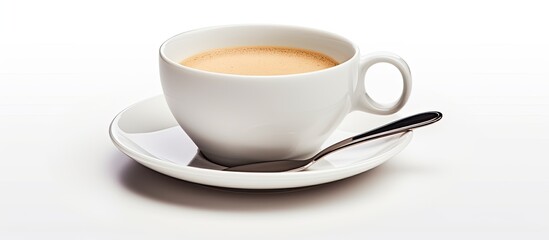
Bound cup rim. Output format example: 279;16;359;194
159;24;359;78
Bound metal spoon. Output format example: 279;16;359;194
225;111;443;172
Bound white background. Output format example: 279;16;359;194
1;0;549;239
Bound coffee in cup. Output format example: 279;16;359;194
180;46;338;75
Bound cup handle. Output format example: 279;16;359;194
352;52;412;115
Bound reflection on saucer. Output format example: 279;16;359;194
188;151;227;171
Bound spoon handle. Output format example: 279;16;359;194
312;111;443;160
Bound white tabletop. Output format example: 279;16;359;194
2;0;549;239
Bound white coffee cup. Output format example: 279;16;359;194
159;25;411;166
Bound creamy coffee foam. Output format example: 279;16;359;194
180;46;338;75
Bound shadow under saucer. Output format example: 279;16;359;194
112;151;397;212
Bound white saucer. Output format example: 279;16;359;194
109;96;413;189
